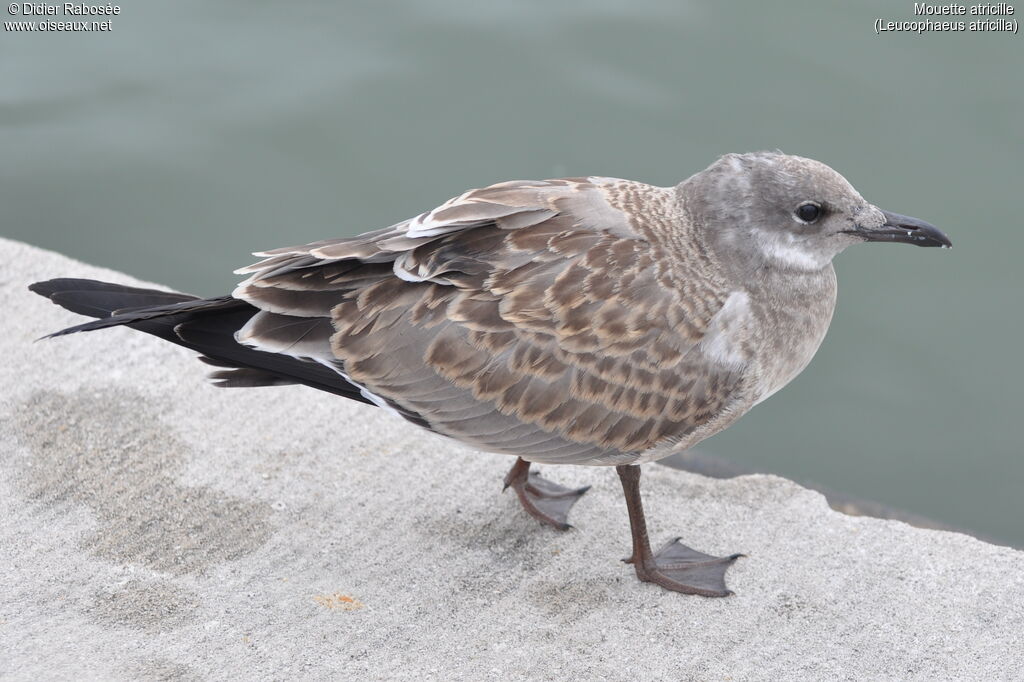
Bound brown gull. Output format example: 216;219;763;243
30;152;952;596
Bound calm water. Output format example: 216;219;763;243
3;2;1021;544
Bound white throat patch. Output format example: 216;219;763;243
755;230;831;271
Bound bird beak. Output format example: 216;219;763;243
851;209;952;248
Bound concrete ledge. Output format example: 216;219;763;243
2;236;1022;680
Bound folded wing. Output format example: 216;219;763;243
234;177;743;464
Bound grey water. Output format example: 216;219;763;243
3;2;1021;545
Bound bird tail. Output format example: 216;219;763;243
28;278;373;404
28;278;239;341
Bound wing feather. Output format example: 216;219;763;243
230;177;742;464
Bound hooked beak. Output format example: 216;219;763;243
847;209;952;248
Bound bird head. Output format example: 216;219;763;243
681;152;951;274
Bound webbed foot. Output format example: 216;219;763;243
616;464;742;597
625;538;743;596
503;457;590;530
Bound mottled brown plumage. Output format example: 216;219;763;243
233;176;743;464
31;152;951;597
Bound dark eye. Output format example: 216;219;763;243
795;202;821;223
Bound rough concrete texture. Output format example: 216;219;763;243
2;236;1022;681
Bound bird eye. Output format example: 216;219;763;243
795;202;821;223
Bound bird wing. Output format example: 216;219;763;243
233;177;745;464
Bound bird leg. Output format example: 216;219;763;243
616;464;742;596
503;457;591;530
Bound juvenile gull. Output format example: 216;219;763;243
30;152;951;596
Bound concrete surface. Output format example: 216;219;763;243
660;450;1010;544
2;236;1022;681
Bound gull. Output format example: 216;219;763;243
30;152;951;596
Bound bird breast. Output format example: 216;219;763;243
745;264;839;406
